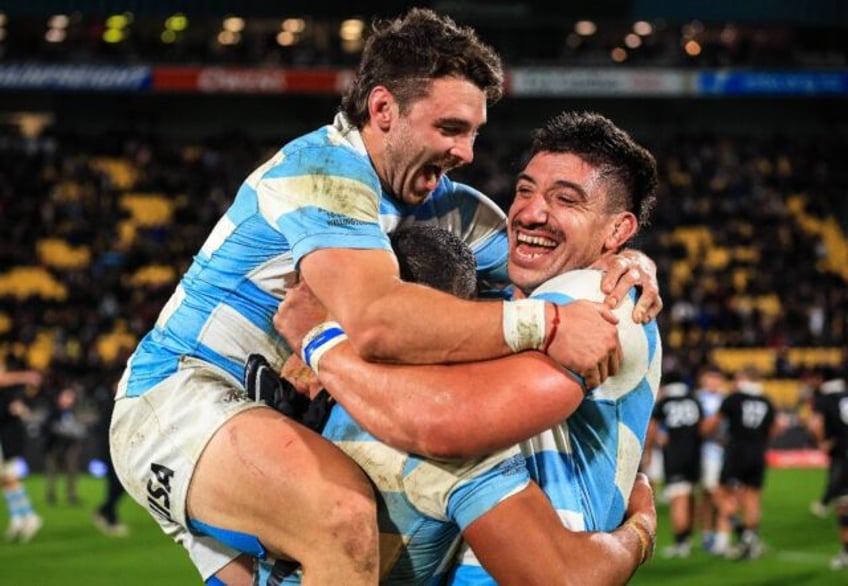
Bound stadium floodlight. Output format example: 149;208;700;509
633;21;653;36
223;16;245;33
217;30;240;46
45;28;66;43
574;20;597;36
165;14;188;32
611;47;628;62
625;33;642;49
339;18;364;42
276;30;296;46
48;14;69;29
684;39;701;56
105;14;132;30
282;18;306;33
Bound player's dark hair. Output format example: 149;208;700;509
340;8;504;127
390;225;478;300
527;111;658;230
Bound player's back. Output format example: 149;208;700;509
721;389;776;451
654;383;703;458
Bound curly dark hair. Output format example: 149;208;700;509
340;8;504;128
527;111;659;229
390;225;478;300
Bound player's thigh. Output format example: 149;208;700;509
188;406;376;559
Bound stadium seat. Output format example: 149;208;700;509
0;267;68;300
125;264;178;288
120;194;175;228
37;238;92;269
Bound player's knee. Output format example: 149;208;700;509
323;487;378;559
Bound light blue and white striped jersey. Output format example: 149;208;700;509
278;405;531;585
122;113;508;397
449;269;661;584
697;388;726;461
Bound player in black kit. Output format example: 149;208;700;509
703;367;781;560
647;374;703;558
808;366;848;570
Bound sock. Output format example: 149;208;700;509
4;487;35;521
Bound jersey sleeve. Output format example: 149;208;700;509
403;447;530;530
253;145;391;267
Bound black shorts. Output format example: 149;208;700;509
663;449;701;485
720;448;767;489
831;457;848;500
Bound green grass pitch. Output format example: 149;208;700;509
0;468;841;584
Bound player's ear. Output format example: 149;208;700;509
605;212;638;250
367;86;396;132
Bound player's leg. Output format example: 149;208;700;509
662;481;694;558
189;407;379;585
110;360;378;585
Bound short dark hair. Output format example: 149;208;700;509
340;8;504;127
527;111;658;229
390;225;477;299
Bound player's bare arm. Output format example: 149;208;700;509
464;473;656;585
306;344;584;459
281;253;625;389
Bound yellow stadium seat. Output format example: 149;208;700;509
120;194;174;228
762;379;803;410
125;264;178;288
37;238;92;269
0;267;67;300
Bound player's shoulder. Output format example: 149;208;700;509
531;269;606;303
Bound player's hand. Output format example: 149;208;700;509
547;300;621;390
594;250;662;324
274;281;329;355
281;355;324;399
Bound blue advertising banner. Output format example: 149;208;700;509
698;71;848;95
0;65;152;91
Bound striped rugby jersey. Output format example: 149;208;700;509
449;269;662;584
280;407;531;585
121;113;508;397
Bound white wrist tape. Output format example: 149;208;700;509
301;321;348;374
502;299;547;352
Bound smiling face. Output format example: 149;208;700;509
507;151;637;295
375;77;487;205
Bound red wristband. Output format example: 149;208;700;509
541;303;560;354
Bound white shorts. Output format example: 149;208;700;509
664;480;694;500
701;456;723;492
110;356;267;580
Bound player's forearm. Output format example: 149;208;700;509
316;346;580;459
340;281;510;364
300;248;550;364
462;483;651;586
